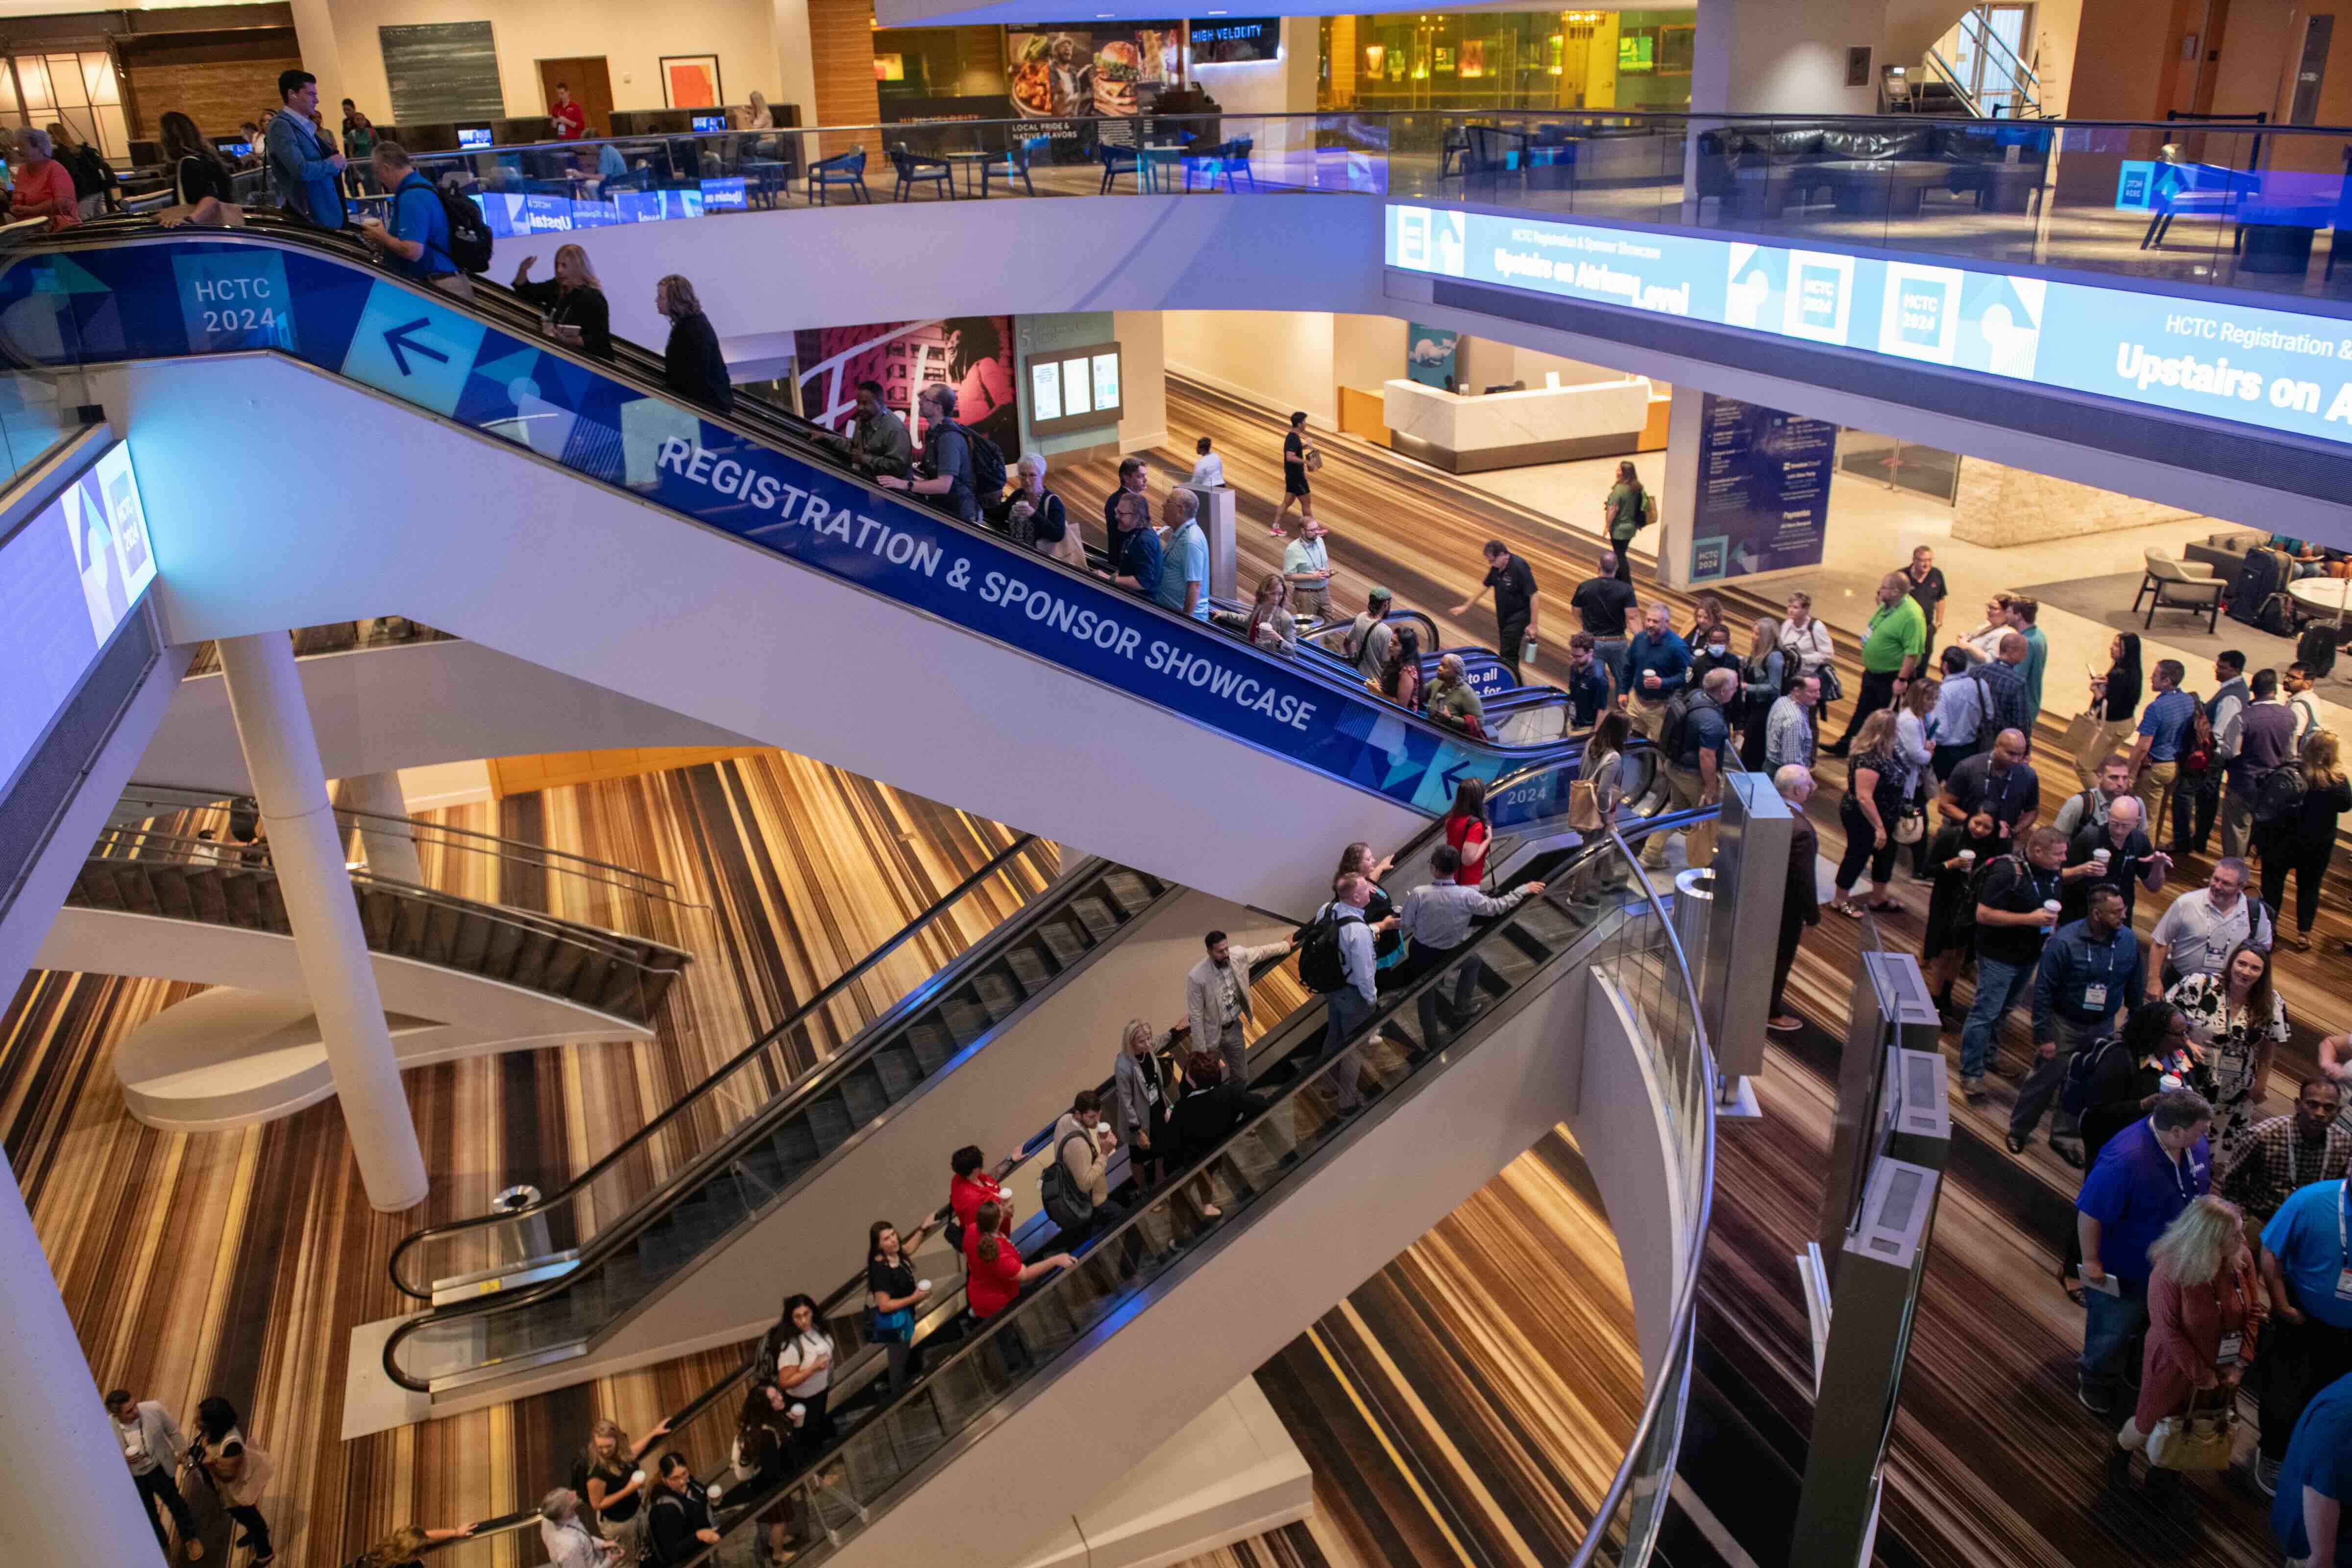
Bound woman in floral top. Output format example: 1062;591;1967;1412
2166;940;2288;1154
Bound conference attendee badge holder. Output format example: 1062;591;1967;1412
2337;1184;2351;1300
2217;1332;2245;1368
2082;983;2107;1010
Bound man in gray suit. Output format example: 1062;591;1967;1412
1185;928;1297;1086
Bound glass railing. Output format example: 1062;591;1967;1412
384;834;1065;1301
641;805;1712;1568
111;783;699;945
75;821;682;1023
292;109;2352;304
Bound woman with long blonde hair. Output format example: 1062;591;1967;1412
354;1522;476;1567
2108;1194;2263;1518
512;242;612;360
1243;570;1296;656
2257;727;2349;949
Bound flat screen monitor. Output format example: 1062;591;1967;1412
1029;361;1063;423
692;114;727;133
457;126;493;150
220;140;252;158
1059;358;1092;415
1091;352;1120;414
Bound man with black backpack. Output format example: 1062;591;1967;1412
1641;666;1734;870
357;142;486;300
1297;869;1386;1118
1956;826;2068;1102
879;383;1004;523
2217;666;2294;859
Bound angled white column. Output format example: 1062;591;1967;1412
218;633;428;1212
0;1152;169;1566
337;769;425;887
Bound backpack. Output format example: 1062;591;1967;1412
1038;1132;1094;1234
1660;687;1717;763
428;182;494;273
940;418;1007;499
1293;904;1364;995
643;1489;698;1567
2252;760;2306;825
2298;624;2338;679
2061;1033;2129;1117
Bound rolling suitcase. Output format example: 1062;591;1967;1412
2229;547;2292;634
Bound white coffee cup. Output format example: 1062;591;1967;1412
2093;848;2112;865
2042;899;2062;922
633;1470;646;1487
916;1278;931;1293
1956;849;1975;866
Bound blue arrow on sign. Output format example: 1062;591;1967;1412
382;318;451;376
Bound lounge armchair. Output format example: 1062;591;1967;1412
2134;549;2224;632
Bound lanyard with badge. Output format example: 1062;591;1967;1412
2078;930;2117;1013
2337;1181;2352;1306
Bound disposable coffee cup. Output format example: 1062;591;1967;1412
2093;848;2111;865
916;1278;931;1293
2042;899;2062;922
633;1470;646;1487
1956;849;1975;865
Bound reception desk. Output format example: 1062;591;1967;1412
1383;376;1653;473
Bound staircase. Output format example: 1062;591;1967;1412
1918;5;2044;118
66;838;688;1025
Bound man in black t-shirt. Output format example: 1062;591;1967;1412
1936;729;2039;841
1905;545;1949;631
1570;551;1638;699
2058;794;2171;923
1452;538;1539;685
1956;825;2068;1099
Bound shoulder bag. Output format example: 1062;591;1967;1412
2145;1387;2234;1472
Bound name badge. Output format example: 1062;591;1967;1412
2337;1267;2352;1301
2218;1332;2245;1367
2082;983;2108;1010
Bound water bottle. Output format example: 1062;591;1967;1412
1520;635;1539;669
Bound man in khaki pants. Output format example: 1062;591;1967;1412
2125;658;2196;850
1622;601;1690;744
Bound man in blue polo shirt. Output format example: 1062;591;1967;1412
356;142;466;296
1564;634;1613;728
1155;489;1209;621
2127;658;2196;849
2258;1175;2352;1497
2076;1087;2212;1414
2276;1370;2352;1564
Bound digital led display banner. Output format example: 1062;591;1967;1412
1386;203;2352;454
0;440;155;795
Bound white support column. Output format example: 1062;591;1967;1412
218;634;428;1212
337;770;425;888
0;1152;170;1567
1655;384;1707;591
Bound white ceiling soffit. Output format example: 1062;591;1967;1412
876;0;1695;29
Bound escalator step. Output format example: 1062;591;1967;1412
971;967;1021;1021
119;867;163;916
150;867;195;920
1002;940;1054;996
220;871;262;927
1033;914;1088;968
1483;933;1545;986
255;876;289;932
871;1045;919;1102
423;901;462;963
838;1071;887;1127
904;1022;953;1075
806;1098;853;1154
1067;897;1119;942
449;911;493;973
1500;922;1556;965
936;994;994;1045
738;1146;788;1196
772;1119;819;1166
1514;901;1580;947
1099;870;1157;917
187;869;228;923
359;888;398;947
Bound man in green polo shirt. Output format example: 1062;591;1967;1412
1826;570;1927;757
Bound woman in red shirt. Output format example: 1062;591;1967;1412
963;1200;1075;1321
1441;777;1490;887
947;1145;1009;1248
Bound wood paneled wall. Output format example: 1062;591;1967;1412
806;0;884;162
125;56;303;141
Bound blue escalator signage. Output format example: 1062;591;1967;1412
2;237;1584;818
170;249;294;354
1387;202;2352;454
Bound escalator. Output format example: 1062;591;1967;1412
0;218;1590;911
377;841;1224;1401
531;756;1703;1568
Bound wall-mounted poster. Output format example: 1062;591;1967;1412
379;21;501;122
661;54;722;109
1458;39;1485;78
794;317;1019;457
1005;23;1182;123
1405;322;1459;388
1433;46;1454;73
1686;392;1835;582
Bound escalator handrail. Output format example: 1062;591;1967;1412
378;843;1132;1384
82;825;690;970
671;800;1715;1566
15;221;1600;789
1564;832;1717;1568
384;832;1056;1298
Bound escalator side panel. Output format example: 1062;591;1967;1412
827;922;1607;1568
422;888;1287;1416
4;237;1559;827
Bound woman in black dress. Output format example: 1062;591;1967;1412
1273;409;1315;536
158;111;236;227
2075;631;2143;790
657;273;733;414
512;243;613;360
